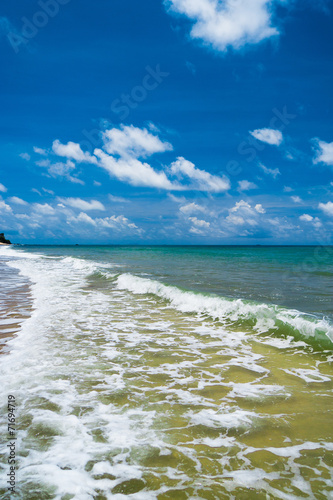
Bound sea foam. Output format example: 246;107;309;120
116;273;333;347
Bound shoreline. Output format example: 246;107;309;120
0;259;33;353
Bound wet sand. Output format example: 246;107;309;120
0;260;32;353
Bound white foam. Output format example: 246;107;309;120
116;273;333;344
226;383;288;400
283;368;332;383
188;408;258;430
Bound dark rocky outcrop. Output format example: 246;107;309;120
0;233;11;244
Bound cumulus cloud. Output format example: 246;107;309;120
32;203;55;215
299;214;313;222
250;128;283;146
238;180;258;191
291;196;302;203
0;183;7;193
226;200;265;227
319;201;333;217
52;140;98;164
20;153;31;161
189;216;210;228
312;139;333;166
0;200;12;213
299;214;322;227
189;226;205;235
69;212;141;233
95;150;176;190
8;196;28;206
47;124;230;192
170;157;230;192
33;147;47;155
58;198;105;211
164;0;281;52
71;212;96;226
226;214;246;225
255;203;266;214
102;125;172;159
36;158;85;185
0;196;143;242
259;162;280;178
179;202;207;215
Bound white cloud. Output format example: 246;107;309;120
179;202;207;215
32;203;55;215
36;158;85;185
108;195;129;203
291;196;302;203
20;153;31;161
72;212;96;226
238;180;258;191
33;147;47;156
312;139;333;166
8;196;28;206
168;194;187;203
68;212;140;233
255;203;266;214
0;200;12;212
230;200;252;213
226;214;245;225
226;200;264;227
250;128;283;146
95;150;176;190
165;0;280;52
52;140;98;164
189;226;205;235
0;183;7;193
46;125;229;192
58;198;105;211
170;157;230;192
102;125;172;159
98;215;139;231
90;125;178;190
259;162;280;178
94;181;102;187
299;214;322;227
319;201;333;217
189;216;210;228
313;219;322;228
299;214;313;222
283;186;293;192
42;188;55;195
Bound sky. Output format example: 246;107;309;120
0;0;332;244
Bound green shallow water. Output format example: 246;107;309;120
0;245;332;499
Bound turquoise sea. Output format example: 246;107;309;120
0;245;332;499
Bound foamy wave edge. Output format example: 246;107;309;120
116;273;333;347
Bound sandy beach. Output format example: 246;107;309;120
0;258;32;353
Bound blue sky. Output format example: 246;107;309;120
0;0;332;244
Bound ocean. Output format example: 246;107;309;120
0;244;332;499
